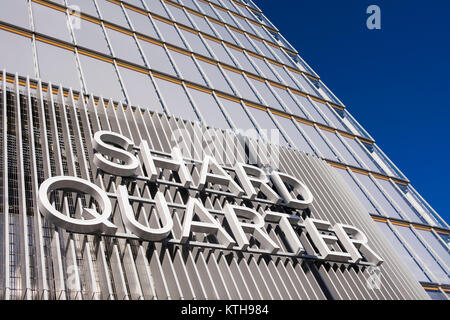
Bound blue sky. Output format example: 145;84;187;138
255;0;450;223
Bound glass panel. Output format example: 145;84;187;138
188;13;215;36
321;131;360;167
0;30;35;77
298;122;338;161
124;0;145;9
269;64;298;89
426;290;447;300
126;9;159;39
180;29;211;57
251;38;276;61
143;0;169;19
274;116;315;155
248;78;284;111
312;100;347;131
154;20;186;49
247;107;288;147
32;3;72;42
118;66;164;113
248;56;278;82
209;21;237;45
292;93;327;124
394;225;449;285
0;0;30;29
271;86;307;118
226;47;258;74
376;179;423;223
178;0;198;11
138;40;177;76
336;168;380;215
195;1;219;20
78;54;124;102
215;8;238;28
96;0;129;28
232;15;256;35
73;19;110;55
416;229;450;270
187;87;230;130
344;137;382;173
270;46;297;68
223;70;259;102
67;0;98;17
203;39;235;66
154;77;198;122
36;41;81;91
376;222;431;283
197;60;233;94
353;173;402;219
218;97;254;131
231;30;256;52
170;50;206;86
106;28;144;66
165;3;193;27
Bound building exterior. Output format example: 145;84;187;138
0;0;448;300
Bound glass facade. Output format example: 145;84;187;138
0;0;448;300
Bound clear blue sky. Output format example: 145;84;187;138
255;0;449;223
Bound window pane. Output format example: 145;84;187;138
73;19;110;55
376;222;431;283
118;67;164;113
336;168;380;215
154;77;198;122
271;86;307;118
298;122;338;161
0;30;35;77
96;0;130;28
249;55;278;82
36;41;81;91
344;137;382;173
219;97;254;131
247;107;288;147
67;0;98;17
78;54;124;101
154;20;186;49
393;225;449;285
188;13;215;36
0;0;30;29
143;0;169;18
416;229;450;270
209;21;236;45
353;173;402;219
248;78;284;111
215;8;238;28
226;47;258;74
275;116;315;154
106;28;144;65
180;29;211;57
312;100;347;131
198;61;233;94
321;131;360;167
126;9;159;39
223;70;259;102
171;50;206;86
376;179;423;223
293;93;327;124
251;38;276;61
139;40;177;76
196;1;219;20
203;38;235;66
165;3;193;27
32;3;72;42
270;64;299;90
231;30;256;52
187;87;229;130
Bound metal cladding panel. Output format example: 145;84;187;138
0;73;429;300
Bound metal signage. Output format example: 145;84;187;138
38;130;383;266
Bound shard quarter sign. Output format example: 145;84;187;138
38;130;384;267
